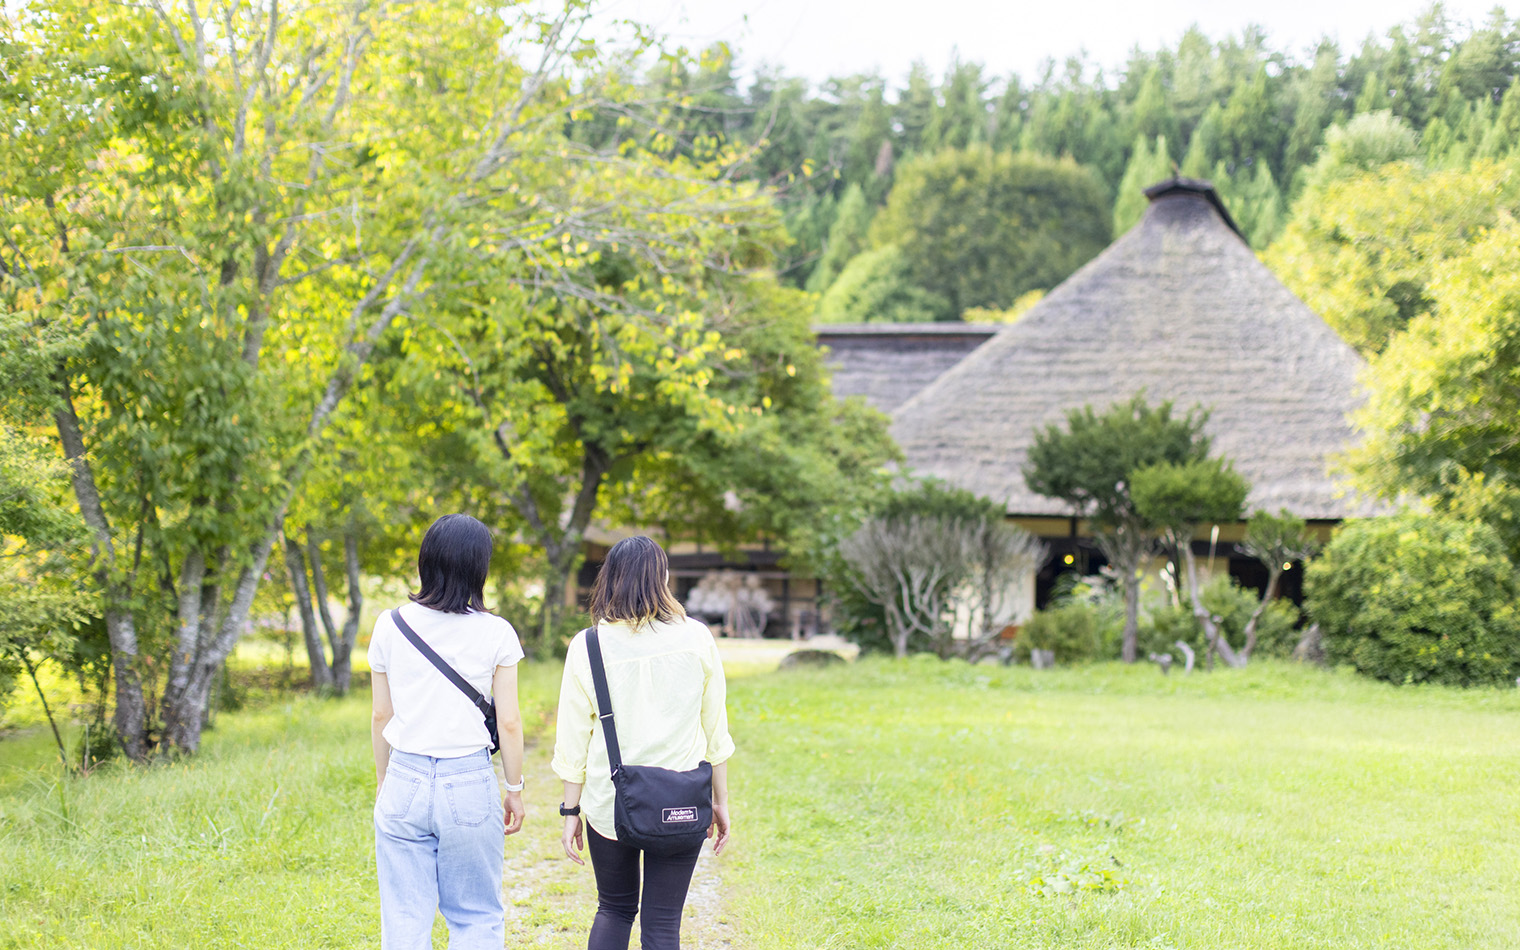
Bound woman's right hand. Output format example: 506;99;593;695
710;800;731;855
562;815;585;865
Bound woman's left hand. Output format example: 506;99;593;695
709;800;731;855
503;790;525;835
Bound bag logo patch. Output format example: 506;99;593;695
662;807;698;824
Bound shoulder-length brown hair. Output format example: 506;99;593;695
589;536;685;627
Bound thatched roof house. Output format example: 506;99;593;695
891;178;1374;524
818;324;999;414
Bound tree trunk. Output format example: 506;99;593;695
283;533;333;691
307;533;341;653
21;652;68;767
1121;567;1141;663
1184;544;1245;669
161;530;282;753
537;548;581;656
1240;567;1282;659
1097;524;1148;664
332;529;362;693
53;379;150;761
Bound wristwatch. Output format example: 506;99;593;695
559;802;581;817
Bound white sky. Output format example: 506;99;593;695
600;0;1507;84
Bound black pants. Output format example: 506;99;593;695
585;823;702;950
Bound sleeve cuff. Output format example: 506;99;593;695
705;738;736;765
551;758;587;784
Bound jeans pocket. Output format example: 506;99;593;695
444;772;496;827
378;770;423;820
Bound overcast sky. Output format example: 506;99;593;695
600;0;1506;83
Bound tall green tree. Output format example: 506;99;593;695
1349;218;1520;564
869;147;1111;316
1024;394;1213;663
1131;458;1251;667
1114;135;1174;233
0;0;736;756
1267;159;1520;355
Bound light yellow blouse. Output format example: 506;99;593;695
551;616;735;841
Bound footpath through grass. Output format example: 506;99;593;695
2;657;1518;948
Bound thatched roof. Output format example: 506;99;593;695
818;324;999;414
891;179;1375;520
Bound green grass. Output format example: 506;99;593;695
726;658;1520;949
0;659;563;950
3;657;1519;948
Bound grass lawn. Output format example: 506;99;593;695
2;656;1518;948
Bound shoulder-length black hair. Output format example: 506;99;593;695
589;535;685;627
410;514;492;614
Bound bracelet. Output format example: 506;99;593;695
503;777;524;792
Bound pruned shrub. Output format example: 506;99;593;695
1017;601;1123;664
1306;514;1520;687
1139;575;1300;661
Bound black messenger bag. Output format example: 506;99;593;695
585;627;712;855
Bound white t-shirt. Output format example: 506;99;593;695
367;602;524;758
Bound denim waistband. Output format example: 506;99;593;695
389;747;492;777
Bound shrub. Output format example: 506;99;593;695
1306;514;1520;687
829;479;1007;655
1017;601;1122;664
1139;575;1301;661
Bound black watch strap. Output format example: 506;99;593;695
559;802;581;817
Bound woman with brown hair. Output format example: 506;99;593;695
552;535;734;950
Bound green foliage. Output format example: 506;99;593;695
1306;514;1520;687
868;147;1112;316
1114;134;1174;234
828;478;1010;655
816;245;951;323
1266;159;1520;354
1213;159;1287;248
1304;111;1421;185
1131;458;1250;540
1025;394;1217;661
1025;395;1212;529
1142;575;1301;660
805;182;875;294
1016;602;1123;663
1349;219;1520;563
1240;509;1320;567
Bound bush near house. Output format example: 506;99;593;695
1306;513;1520;687
1015;600;1123;663
1140;576;1301;661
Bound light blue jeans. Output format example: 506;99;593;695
375;748;505;949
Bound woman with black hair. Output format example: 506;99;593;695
552;535;735;950
368;513;526;949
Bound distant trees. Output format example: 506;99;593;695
866;148;1112;319
568;11;1520;328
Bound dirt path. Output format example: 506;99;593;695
501;741;741;948
500;636;852;945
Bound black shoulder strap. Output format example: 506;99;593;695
584;627;623;775
390;609;493;718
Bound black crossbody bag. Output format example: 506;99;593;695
585;626;712;855
390;609;500;756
